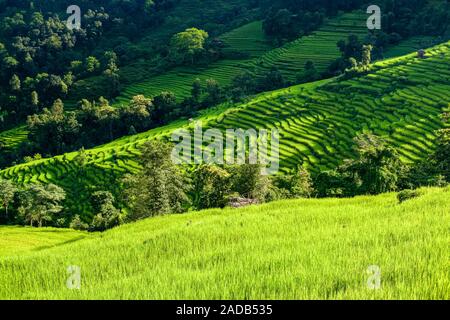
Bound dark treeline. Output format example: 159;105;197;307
0;0;261;130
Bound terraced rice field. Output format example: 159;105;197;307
383;36;436;59
113;12;434;106
113;12;369;105
1;42;449;218
112;20;274;106
245;13;368;81
0;126;28;166
220;20;273;57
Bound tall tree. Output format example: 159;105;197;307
122;140;190;220
170;28;209;64
0;179;17;219
18;183;66;227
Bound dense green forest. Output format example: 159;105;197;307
0;0;449;230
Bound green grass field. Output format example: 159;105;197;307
0;187;448;299
0;226;87;256
1;41;448;218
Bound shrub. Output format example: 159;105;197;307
397;189;422;204
70;215;89;231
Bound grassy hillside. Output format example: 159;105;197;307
1;41;448;218
0;14;434;162
112;12;435;106
0;226;87;256
0;187;448;299
0;126;28;154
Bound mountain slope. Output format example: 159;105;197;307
0;187;448;299
1;41;449;217
112;12;368;105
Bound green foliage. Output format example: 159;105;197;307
1;41;449;220
397;189;423;203
361;45;373;67
69;215;89;231
170;28;209;64
339;134;406;195
433;127;450;181
85;56;101;74
113;13;369;105
122;140;190;220
296;60;319;83
192;165;231;209
230;164;270;202
0;178;17;218
17;183;66;227
27;99;81;155
288;167;314;198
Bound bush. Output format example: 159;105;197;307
70;215;89;231
397;189;422;204
90;204;121;231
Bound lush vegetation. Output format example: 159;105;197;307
0;186;448;299
0;226;87;256
1;41;449;225
0;0;448;301
1;1;448;168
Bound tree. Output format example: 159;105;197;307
361;44;373;67
0;179;17;218
231;71;256;99
191;78;202;102
230;164;270;202
260;67;285;91
297;60;319;83
74;147;89;179
122;140;190;220
18;183;66;227
90;191;121;231
91;202;121;231
103;51;120;97
170;28;209;64
152;91;177;123
289;167;314;198
339;133;405;195
70;214;89;231
10;74;20;91
263;9;297;41
204;79;221;106
31;91;39;111
337;35;362;60
85;56;100;73
27;99;81;155
349;57;358;69
431;112;450;181
193;165;231;209
121;95;152;131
